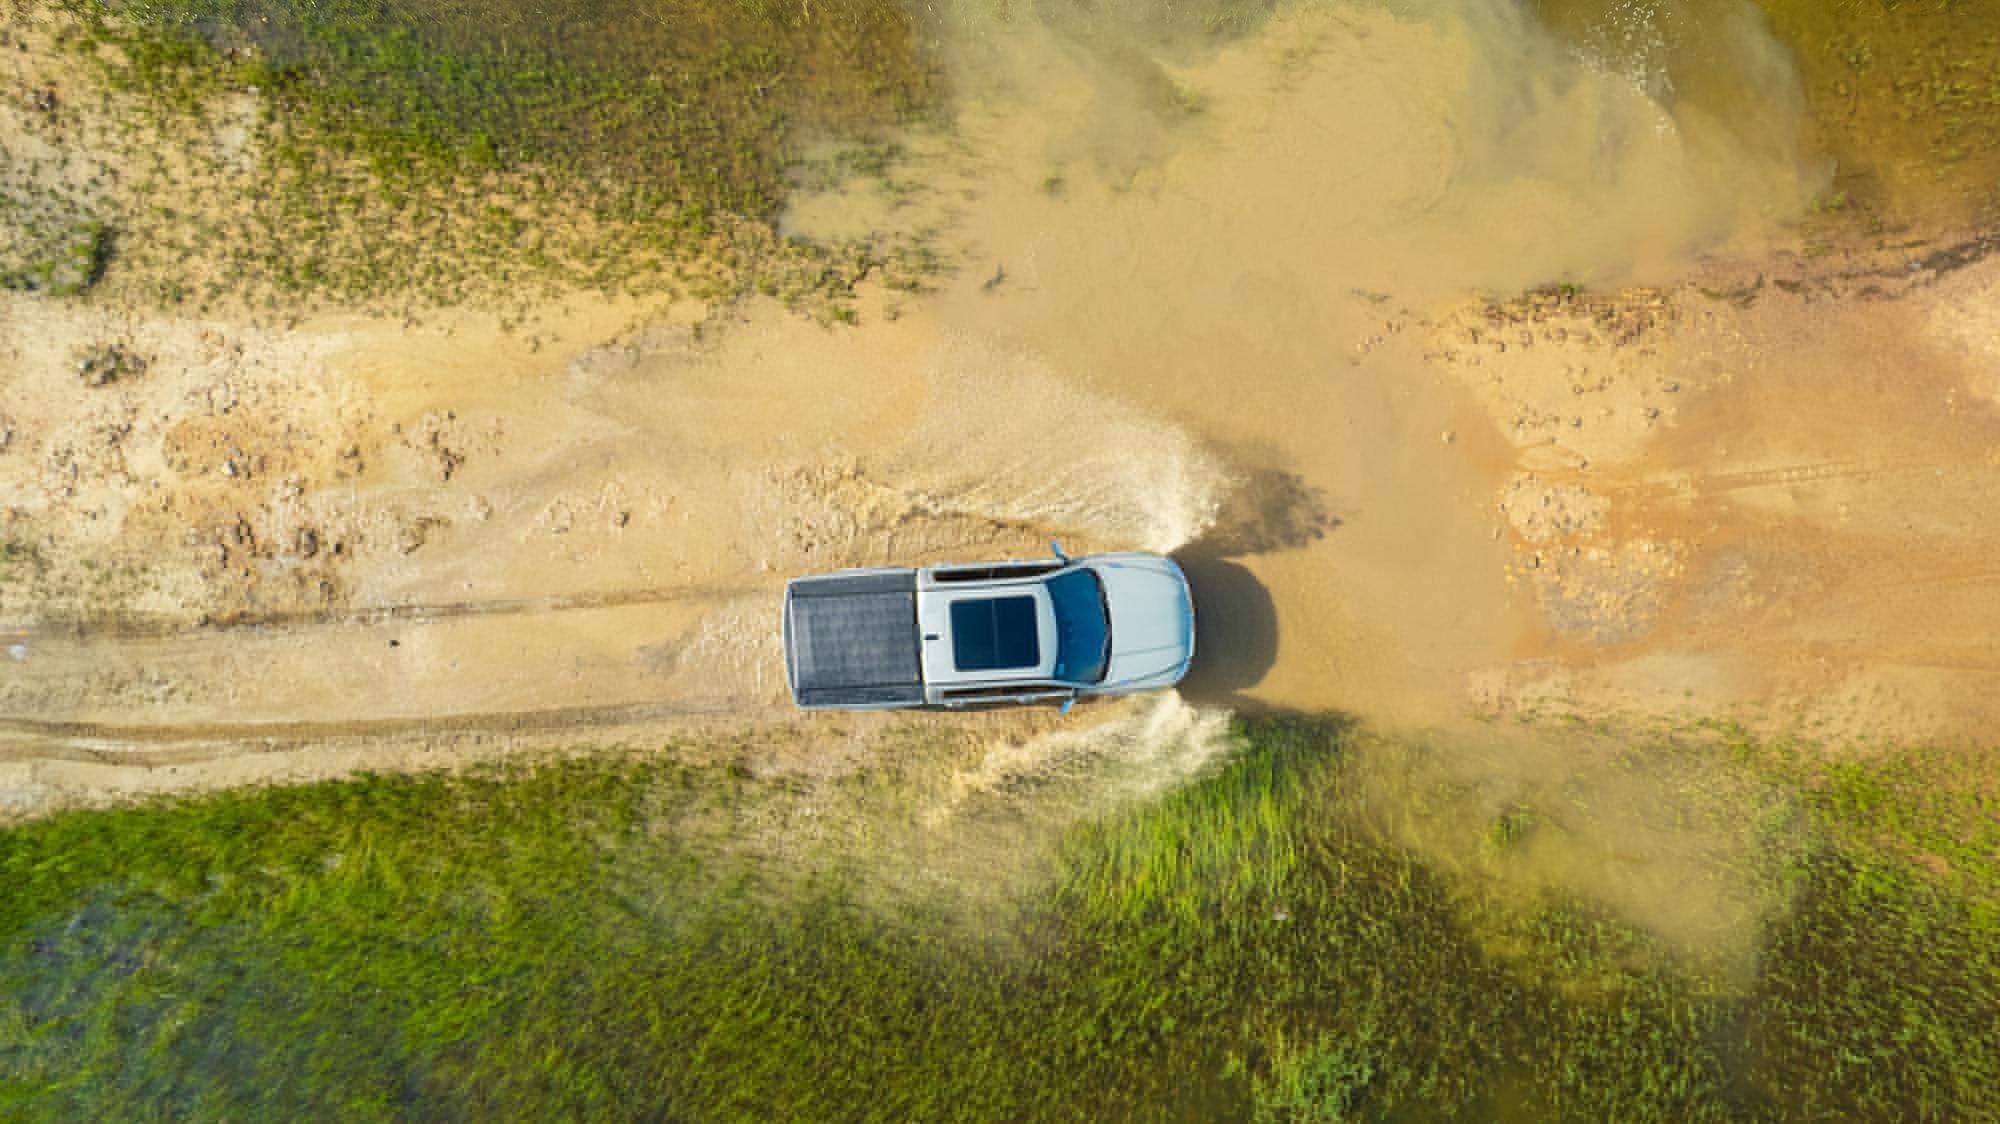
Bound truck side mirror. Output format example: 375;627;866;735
1060;691;1078;715
1051;540;1070;563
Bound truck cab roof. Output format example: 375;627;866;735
917;584;1059;688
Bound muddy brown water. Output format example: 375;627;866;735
783;0;1825;719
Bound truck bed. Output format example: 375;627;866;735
782;568;925;709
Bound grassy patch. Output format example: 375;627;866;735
0;189;110;296
0;718;1996;1120
87;0;935;218
4;0;944;312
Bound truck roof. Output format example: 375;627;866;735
917;585;1058;687
783;568;925;709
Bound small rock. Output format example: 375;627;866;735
1441;431;1456;445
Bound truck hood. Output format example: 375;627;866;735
1095;555;1195;688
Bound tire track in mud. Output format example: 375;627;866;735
0;576;794;782
1578;455;1995;535
7;578;776;641
1688;456;1948;493
1596;456;1952;502
1853;564;2000;595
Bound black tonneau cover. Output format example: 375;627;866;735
783;568;925;709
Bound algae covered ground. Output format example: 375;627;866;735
1;715;1996;1121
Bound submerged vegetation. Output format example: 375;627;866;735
1538;0;2000;225
1754;0;2000;224
1;715;1994;1121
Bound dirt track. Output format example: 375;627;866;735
8;2;2000;815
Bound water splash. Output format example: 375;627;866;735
946;694;1234;818
879;339;1232;553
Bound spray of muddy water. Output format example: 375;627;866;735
942;693;1234;816
881;340;1231;552
766;0;1827;964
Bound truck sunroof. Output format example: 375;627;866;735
949;596;1040;671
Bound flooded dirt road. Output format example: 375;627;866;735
6;0;2000;814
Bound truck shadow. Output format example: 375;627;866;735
1172;550;1279;709
1190;462;1339;557
1172;458;1339;708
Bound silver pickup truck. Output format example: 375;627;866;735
782;548;1195;710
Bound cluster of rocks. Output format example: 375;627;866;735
1497;473;1610;543
1471;284;1677;351
1495;473;1684;647
1517;539;1684;647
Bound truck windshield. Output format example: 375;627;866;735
1046;569;1109;684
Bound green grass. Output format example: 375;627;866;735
84;0;935;219
1;716;1996;1121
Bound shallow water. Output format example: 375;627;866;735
781;0;1826;722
